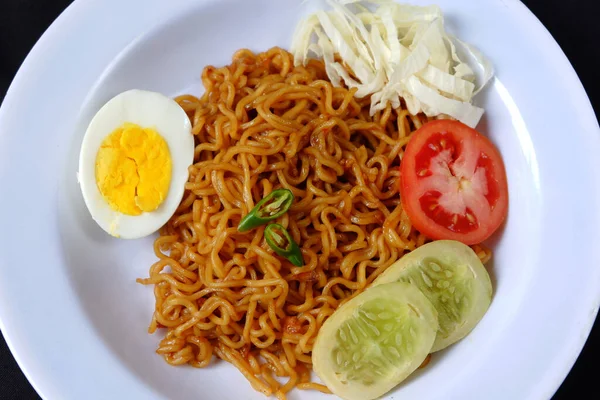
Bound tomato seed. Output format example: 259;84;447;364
466;212;476;223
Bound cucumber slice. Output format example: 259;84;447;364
373;240;492;352
312;282;438;400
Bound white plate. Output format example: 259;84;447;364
1;0;599;399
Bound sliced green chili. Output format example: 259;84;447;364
264;224;304;267
237;189;294;232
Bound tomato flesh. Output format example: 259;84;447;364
400;120;508;245
419;191;478;234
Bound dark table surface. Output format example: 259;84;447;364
1;0;599;399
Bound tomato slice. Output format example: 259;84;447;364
400;120;508;245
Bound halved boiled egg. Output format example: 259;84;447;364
78;89;194;239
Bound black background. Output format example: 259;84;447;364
0;0;598;399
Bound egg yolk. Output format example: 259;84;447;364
95;123;171;216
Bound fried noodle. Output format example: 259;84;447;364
137;47;491;399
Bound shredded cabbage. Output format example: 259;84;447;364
291;0;494;128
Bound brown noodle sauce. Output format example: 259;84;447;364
137;47;491;399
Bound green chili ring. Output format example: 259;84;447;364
237;188;295;232
264;224;304;267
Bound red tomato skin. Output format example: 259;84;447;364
400;120;508;245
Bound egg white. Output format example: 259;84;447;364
78;89;194;239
